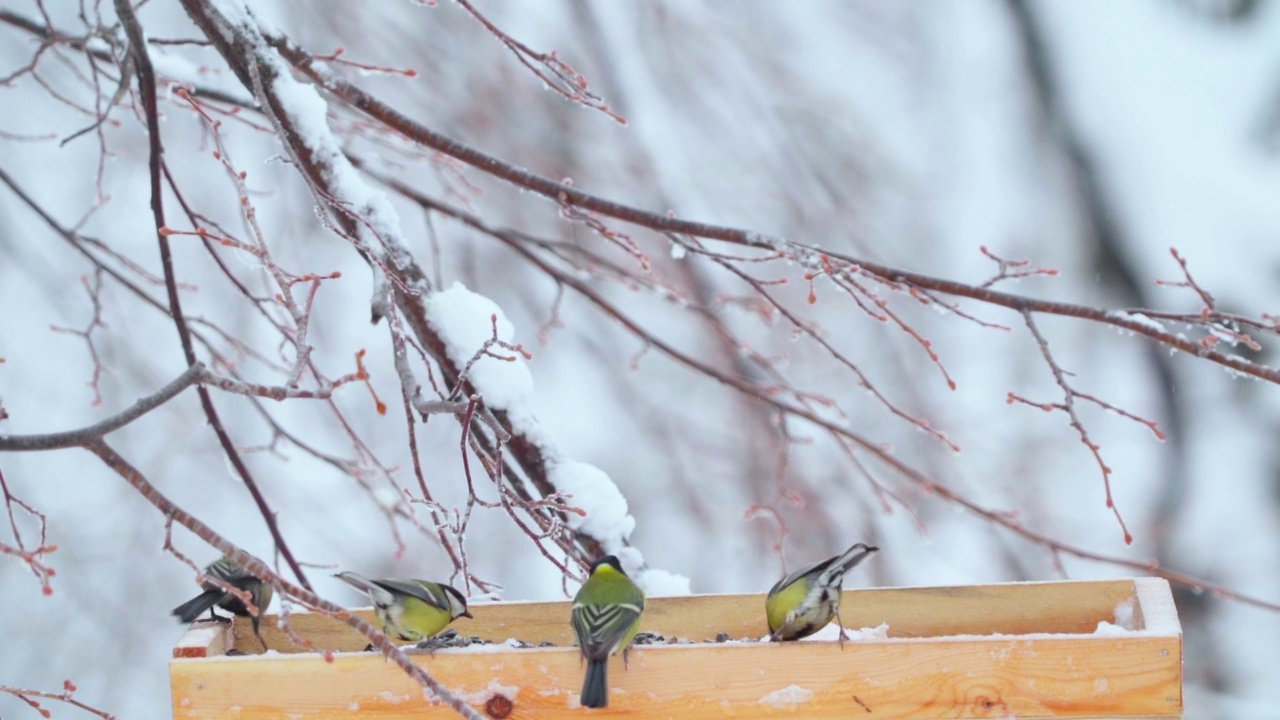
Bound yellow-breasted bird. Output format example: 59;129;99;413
334;571;471;645
171;555;274;641
571;555;645;709
766;543;878;642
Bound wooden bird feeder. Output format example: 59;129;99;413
170;577;1182;719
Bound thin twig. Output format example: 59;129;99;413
84;440;486;720
114;0;311;591
0;363;204;451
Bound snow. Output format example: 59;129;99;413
846;622;892;641
206;0;253;29
636;568;693;596
1093;620;1132;636
758;685;813;709
796;622;891;642
266;65;414;274
1113;595;1136;631
173;624;230;652
547;461;635;550
1106;311;1166;333
1132;577;1182;635
424;282;689;590
424;283;535;408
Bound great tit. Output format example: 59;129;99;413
571;555;646;709
171;555;274;642
334;571;471;644
766;542;878;642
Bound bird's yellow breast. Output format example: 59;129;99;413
765;577;812;632
389;596;453;641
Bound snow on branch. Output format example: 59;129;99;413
179;0;685;593
425;283;689;594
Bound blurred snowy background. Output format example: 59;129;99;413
2;0;1280;717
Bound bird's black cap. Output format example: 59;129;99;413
589;555;626;575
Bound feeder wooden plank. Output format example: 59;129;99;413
172;633;1180;719
172;621;233;659
172;578;1182;719
225;578;1141;655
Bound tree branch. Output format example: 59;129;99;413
0;363;204;451
251;23;1280;385
83;440;484;720
113;0;311;592
385;183;1280;613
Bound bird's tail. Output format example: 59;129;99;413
580;658;609;709
333;571;379;593
172;589;223;624
832;543;879;576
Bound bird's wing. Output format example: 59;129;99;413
375;579;452;611
572;601;643;659
204;556;261;591
769;556;836;597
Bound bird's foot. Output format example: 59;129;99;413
835;609;849;649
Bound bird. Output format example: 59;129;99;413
571;555;646;709
333;571;471;645
766;543;878;642
171;555;274;643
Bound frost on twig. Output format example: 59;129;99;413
0;680;116;720
48;270;111;407
452;0;626;124
0;467;57;596
1010;310;1167;545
